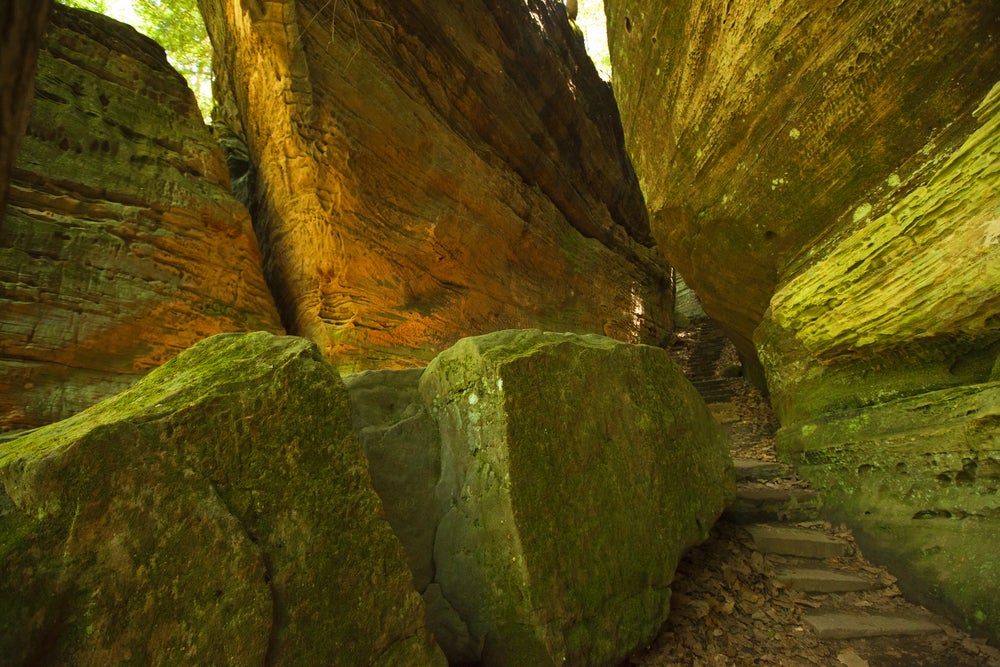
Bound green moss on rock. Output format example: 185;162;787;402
778;382;1000;642
0;332;445;665
418;329;733;664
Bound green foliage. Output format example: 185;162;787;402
58;0;213;120
60;0;108;11
133;0;212;118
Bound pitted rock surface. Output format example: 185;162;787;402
0;5;283;432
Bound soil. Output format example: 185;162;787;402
630;320;1000;667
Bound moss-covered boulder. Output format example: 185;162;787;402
0;332;445;666
408;329;733;665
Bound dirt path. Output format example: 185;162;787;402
633;319;1000;666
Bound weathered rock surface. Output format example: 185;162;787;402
757;81;1000;426
343;367;442;592
758;80;1000;642
347;330;734;665
0;0;50;225
607;0;1000;644
0;331;445;665
200;0;673;371
606;0;1000;372
0;5;283;433
777;383;1000;643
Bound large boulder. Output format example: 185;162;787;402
0;5;283;433
0;332;444;665
347;330;734;665
198;0;673;371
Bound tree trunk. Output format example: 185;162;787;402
0;0;51;230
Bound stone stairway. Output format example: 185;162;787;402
642;319;1000;665
683;318;734;404
735;461;949;648
724;458;820;525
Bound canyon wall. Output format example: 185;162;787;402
607;0;999;376
200;0;673;372
607;0;1000;641
0;6;283;432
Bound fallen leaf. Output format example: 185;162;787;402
837;647;870;667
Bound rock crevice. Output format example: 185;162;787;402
200;0;673;370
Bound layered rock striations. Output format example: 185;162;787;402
347;330;734;665
0;332;445;665
607;0;1000;641
199;0;673;372
606;0;1000;372
758;81;1000;642
0;5;283;432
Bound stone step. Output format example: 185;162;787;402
709;404;741;424
690;367;724;375
696;386;732;394
691;379;731;389
695;390;734;400
774;567;876;593
802;612;943;639
733;458;793;481
745;524;852;559
724;486;820;524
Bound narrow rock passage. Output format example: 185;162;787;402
631;318;1000;666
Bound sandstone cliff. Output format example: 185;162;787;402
606;0;1000;374
757;80;1000;643
199;0;673;371
607;0;1000;641
0;6;283;432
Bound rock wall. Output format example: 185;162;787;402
0;5;283;432
199;0;673;372
758;81;1000;642
606;0;1000;642
606;0;1000;373
346;330;734;664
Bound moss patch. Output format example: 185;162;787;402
419;329;733;664
0;332;444;665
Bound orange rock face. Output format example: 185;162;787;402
0;6;283;431
200;0;673;370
